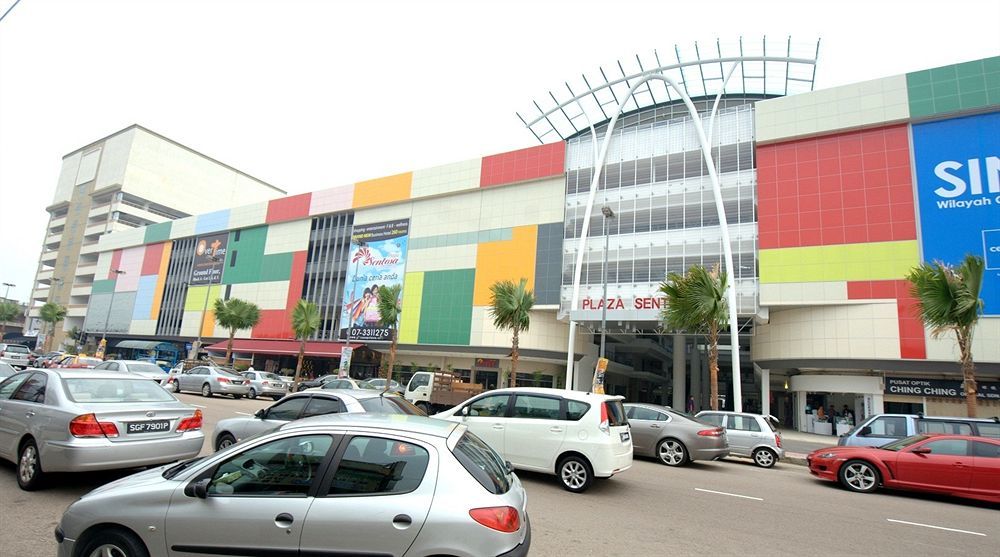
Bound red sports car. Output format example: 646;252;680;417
807;434;1000;503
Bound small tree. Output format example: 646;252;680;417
659;264;728;411
906;255;985;417
213;298;261;363
488;278;534;388
0;301;19;337
376;284;403;392
40;302;67;353
291;299;320;388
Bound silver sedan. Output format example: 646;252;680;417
93;360;170;384
0;369;204;491
57;414;530;557
240;370;288;400
625;403;730;466
213;389;425;450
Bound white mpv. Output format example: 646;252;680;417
435;387;632;493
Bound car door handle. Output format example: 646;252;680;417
25;411;35;418
549;426;564;433
274;513;294;527
392;514;412;529
492;424;504;430
953;462;966;467
650;424;661;429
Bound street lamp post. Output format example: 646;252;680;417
190;254;224;360
599;207;615;359
2;282;14;300
99;270;125;356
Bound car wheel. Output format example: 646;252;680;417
232;394;243;400
557;455;594;493
201;383;212;397
170;380;181;393
752;447;778;468
839;459;880;493
17;439;44;491
248;388;257;399
79;528;149;557
656;438;689;467
215;433;237;451
416;401;431;415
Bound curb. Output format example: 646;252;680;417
784;453;808;467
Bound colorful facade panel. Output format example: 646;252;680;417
398;272;424;344
417;269;475;346
149;242;173;319
479;142;565;188
309;184;354;216
263;220;311;255
473;225;538;306
131;276;159;321
759;240;919;284
228;202;269;230
266;192;312;224
353;173;412;208
144;221;171;244
757;125;915;250
115;246;145;291
906;57;1000;119
846;279;926;359
195;209;231;235
411;159;481;198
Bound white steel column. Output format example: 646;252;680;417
690;340;701;411
760;367;770;417
672;334;686;410
563;66;744;412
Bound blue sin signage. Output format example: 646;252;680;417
911;111;1000;315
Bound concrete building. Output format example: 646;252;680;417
29;125;286;350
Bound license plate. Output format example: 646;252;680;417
127;420;171;434
231;380;244;385
620;431;630;442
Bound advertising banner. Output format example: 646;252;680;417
190;233;229;286
885;377;1000;400
339;219;409;342
911;112;1000;315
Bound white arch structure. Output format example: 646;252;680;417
520;43;820;413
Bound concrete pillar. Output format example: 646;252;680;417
689;338;701;411
672;334;686;410
795;391;807;432
760;367;770;417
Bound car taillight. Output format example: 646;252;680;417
69;414;119;438
698;428;725;437
775;433;782;448
166;376;175;383
262;381;270;386
217;377;230;384
599;402;610;434
469;506;519;533
178;409;203;431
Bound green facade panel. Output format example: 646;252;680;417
91;279;116;294
906;56;1000;118
260;253;293;282
417;269;474;346
221;226;267;284
144;222;171;244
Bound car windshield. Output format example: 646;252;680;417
880;435;933;451
5;345;29;353
452;431;511;495
129;363;165;374
261;372;282;380
79;358;103;366
218;369;243;378
63;378;178;403
359;395;426;415
162;456;206;479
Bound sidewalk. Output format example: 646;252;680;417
777;428;841;466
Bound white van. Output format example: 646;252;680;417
434;387;633;493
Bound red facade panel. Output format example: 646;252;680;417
140;243;165;276
252;309;294;339
479;142;565;188
757;125;916;250
285;251;307;309
846;279;926;360
265;193;312;224
108;250;122;279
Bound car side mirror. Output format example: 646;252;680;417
911;446;931;455
184;478;211;499
254;409;266;419
505;460;514;474
859;426;872;436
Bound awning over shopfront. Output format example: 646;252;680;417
114;340;167;350
205;339;362;358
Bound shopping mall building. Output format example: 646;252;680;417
79;45;1000;427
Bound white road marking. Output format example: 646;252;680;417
694;488;763;501
189;404;206;409
887;519;986;537
234;411;253;416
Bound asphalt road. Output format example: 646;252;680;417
1;393;997;557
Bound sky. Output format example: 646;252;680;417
1;0;998;306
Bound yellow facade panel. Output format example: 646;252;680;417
399;272;424;344
352;172;413;208
760;240;919;283
150;242;172;319
472;225;538;306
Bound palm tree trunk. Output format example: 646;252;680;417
958;327;977;418
385;331;398;392
510;327;520;388
226;330;235;364
708;324;719;411
293;339;305;388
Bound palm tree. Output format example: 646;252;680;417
906;255;985;417
290;299;320;388
213;298;261;363
0;301;19;337
659;264;728;411
488;279;534;388
39;302;67;353
376;284;403;392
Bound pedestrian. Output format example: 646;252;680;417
687;395;695;414
841;404;853;424
247;365;255;373
828;405;838;435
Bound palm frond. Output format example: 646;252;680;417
658;264;728;332
488;278;534;332
291;299;321;340
377;284;403;329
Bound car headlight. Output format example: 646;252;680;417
818;452;836;459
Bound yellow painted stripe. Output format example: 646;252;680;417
398;272;424;344
352;172;413;208
473;225;537;306
150;242;172;319
759;240;919;283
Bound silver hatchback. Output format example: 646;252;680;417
696;411;785;468
169;366;251;399
0;369;204;490
57;414;530;557
625;403;729;466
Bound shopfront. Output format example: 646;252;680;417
884;376;1000;417
788;375;883;435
